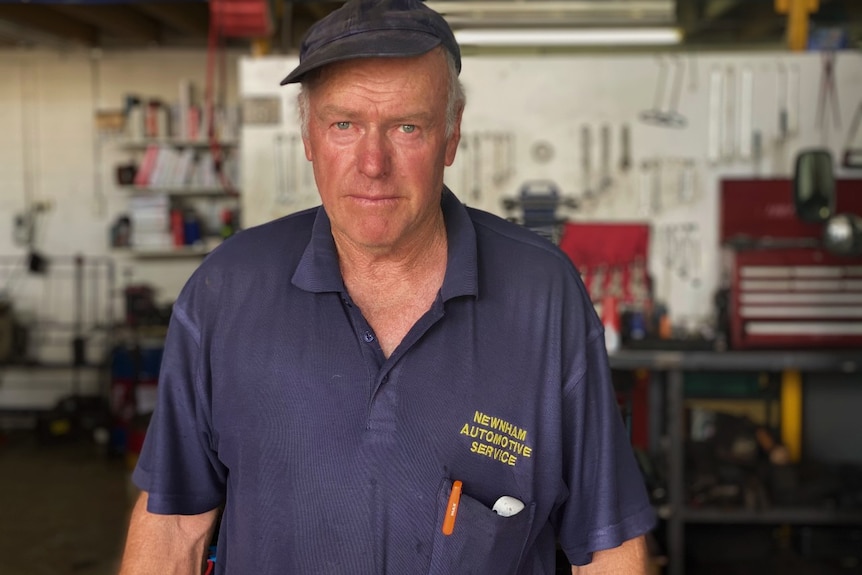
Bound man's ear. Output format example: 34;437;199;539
303;136;313;161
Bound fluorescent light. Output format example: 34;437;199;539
453;27;682;47
426;1;675;24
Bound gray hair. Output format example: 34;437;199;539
297;47;465;139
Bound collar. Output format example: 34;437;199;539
292;187;478;302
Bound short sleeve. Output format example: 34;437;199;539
131;303;226;515
555;332;656;566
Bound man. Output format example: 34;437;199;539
119;0;656;573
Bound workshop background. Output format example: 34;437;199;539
0;1;861;575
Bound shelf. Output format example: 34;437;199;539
608;349;862;374
0;361;106;371
119;139;238;150
682;507;862;525
122;186;238;197
117;245;214;259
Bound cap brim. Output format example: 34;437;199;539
280;30;443;85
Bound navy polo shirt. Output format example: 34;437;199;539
133;188;656;574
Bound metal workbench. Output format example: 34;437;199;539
608;349;862;575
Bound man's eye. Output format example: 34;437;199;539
335;121;350;130
400;124;416;134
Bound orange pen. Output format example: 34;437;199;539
442;480;463;536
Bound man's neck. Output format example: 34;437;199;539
335;213;449;358
335;214;448;285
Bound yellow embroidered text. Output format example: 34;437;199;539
460;411;533;467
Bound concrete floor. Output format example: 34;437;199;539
1;428;860;575
0;430;133;575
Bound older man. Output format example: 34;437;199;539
118;0;655;573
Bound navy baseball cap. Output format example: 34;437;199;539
280;0;461;85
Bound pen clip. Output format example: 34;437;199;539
442;480;462;536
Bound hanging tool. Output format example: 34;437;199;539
637;160;652;217
687;55;698;93
777;62;790;141
580;125;595;203
707;66;723;165
685;223;701;288
599;123;612;193
752;131;764;177
722;65;736;162
505;133;516;181
841;100;862;169
640;56;687;128
619;123;631;173
617;123;633;202
816;51;841;137
738;66;754;161
773;61;798;176
788;63;800;135
650;159;662;214
491;133;504;186
678;159;697;205
491;132;511;187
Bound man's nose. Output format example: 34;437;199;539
357;128;391;178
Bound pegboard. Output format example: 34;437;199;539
239;50;862;328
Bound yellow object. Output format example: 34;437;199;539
775;0;820;52
49;419;71;436
684;399;776;427
251;38;272;57
780;369;803;462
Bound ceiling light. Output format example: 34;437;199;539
427;1;675;25
453;27;683;47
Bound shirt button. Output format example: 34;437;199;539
382;375;389;384
363;331;375;343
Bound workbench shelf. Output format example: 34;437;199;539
115;244;215;259
118;139;238;151
681;507;862;525
609;349;862;575
123;186;237;197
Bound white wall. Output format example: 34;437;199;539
0;47;240;366
1;47;860;365
239;51;862;331
455;52;862;328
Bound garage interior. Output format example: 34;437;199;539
0;1;861;574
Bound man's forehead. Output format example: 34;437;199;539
308;47;448;88
302;50;448;96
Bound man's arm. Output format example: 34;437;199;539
571;534;650;575
118;491;220;575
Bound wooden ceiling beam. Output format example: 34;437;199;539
0;5;99;46
48;5;162;43
131;2;209;37
739;2;785;42
679;0;748;38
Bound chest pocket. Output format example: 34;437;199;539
428;479;536;575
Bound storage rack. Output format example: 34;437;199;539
0;255;116;430
609;349;862;575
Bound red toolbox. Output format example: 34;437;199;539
721;178;862;349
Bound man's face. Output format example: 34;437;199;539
302;50;462;255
